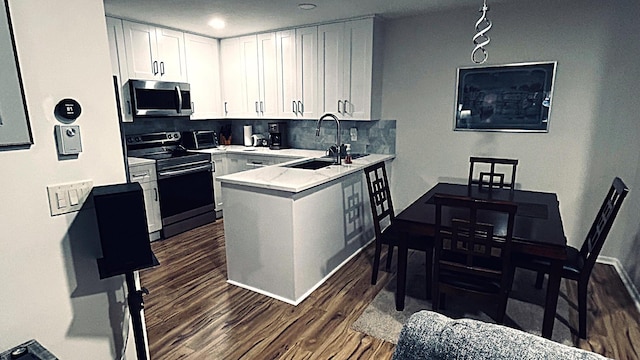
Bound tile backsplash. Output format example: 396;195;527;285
123;118;396;155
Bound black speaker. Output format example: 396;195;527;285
93;182;158;279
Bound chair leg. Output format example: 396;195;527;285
371;240;383;285
535;271;545;289
385;244;394;271
578;280;588;339
432;286;440;311
496;293;509;324
425;248;433;299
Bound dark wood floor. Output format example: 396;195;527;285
139;220;640;360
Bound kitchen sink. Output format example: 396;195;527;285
284;158;336;170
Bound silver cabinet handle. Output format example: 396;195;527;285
292;101;297;114
338;100;343;114
224;102;228;115
160;61;165;76
343;99;349;115
298;101;303;115
260;101;264;114
191;102;195;113
154;187;158;201
255;101;259;114
152;61;158;75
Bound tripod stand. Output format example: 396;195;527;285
125;271;150;360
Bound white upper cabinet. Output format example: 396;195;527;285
257;33;279;118
105;17;133;122
220;34;279;118
122;21;187;82
318;18;382;120
276;26;318;119
184;34;222;119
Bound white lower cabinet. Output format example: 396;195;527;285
128;162;162;241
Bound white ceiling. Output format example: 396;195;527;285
103;0;508;38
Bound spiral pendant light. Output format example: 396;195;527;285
471;0;492;64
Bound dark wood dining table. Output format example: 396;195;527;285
393;182;567;339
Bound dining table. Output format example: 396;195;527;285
393;182;567;339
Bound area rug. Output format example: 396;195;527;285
351;250;575;345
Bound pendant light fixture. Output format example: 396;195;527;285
471;0;492;64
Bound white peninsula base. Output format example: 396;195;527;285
222;170;376;305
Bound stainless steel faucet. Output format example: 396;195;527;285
316;113;341;165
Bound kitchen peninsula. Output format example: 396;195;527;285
217;152;394;305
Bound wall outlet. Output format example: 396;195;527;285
47;180;93;216
350;127;358;141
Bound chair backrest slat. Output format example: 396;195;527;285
434;194;518;282
580;177;629;273
364;162;394;237
469;157;518;191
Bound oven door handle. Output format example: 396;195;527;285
158;163;212;179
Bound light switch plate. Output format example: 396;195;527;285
47;180;93;216
350;127;358;141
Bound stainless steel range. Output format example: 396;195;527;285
126;132;215;238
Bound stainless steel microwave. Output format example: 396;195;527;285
129;79;193;117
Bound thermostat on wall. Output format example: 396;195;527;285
54;98;82;122
55;124;82;155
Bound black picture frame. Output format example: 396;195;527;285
454;61;557;132
0;0;32;147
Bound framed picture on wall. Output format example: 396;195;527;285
0;0;33;147
454;61;557;132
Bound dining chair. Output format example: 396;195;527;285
364;162;433;286
468;157;519;191
432;194;518;324
514;177;629;339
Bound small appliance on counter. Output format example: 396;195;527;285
268;122;289;150
251;134;267;147
182;130;218;150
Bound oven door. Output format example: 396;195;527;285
156;163;214;227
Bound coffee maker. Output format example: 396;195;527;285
268;122;289;150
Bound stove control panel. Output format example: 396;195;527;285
126;132;181;145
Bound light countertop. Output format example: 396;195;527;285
192;145;326;159
127;157;155;166
217;151;394;193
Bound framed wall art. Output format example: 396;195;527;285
0;0;32;147
454;61;556;132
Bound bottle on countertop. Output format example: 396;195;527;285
344;144;352;164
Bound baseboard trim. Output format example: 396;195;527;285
597;256;640;314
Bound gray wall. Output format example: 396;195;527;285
381;0;640;290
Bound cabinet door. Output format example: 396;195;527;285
106;17;134;122
257;33;279;118
220;37;245;117
343;19;374;120
156;27;187;82
140;181;162;233
185;34;221;119
122;21;158;80
276;29;297;118
296;26;318;119
318;22;345;117
240;35;260;117
129;163;162;234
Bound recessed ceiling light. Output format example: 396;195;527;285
298;3;317;10
208;18;225;29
